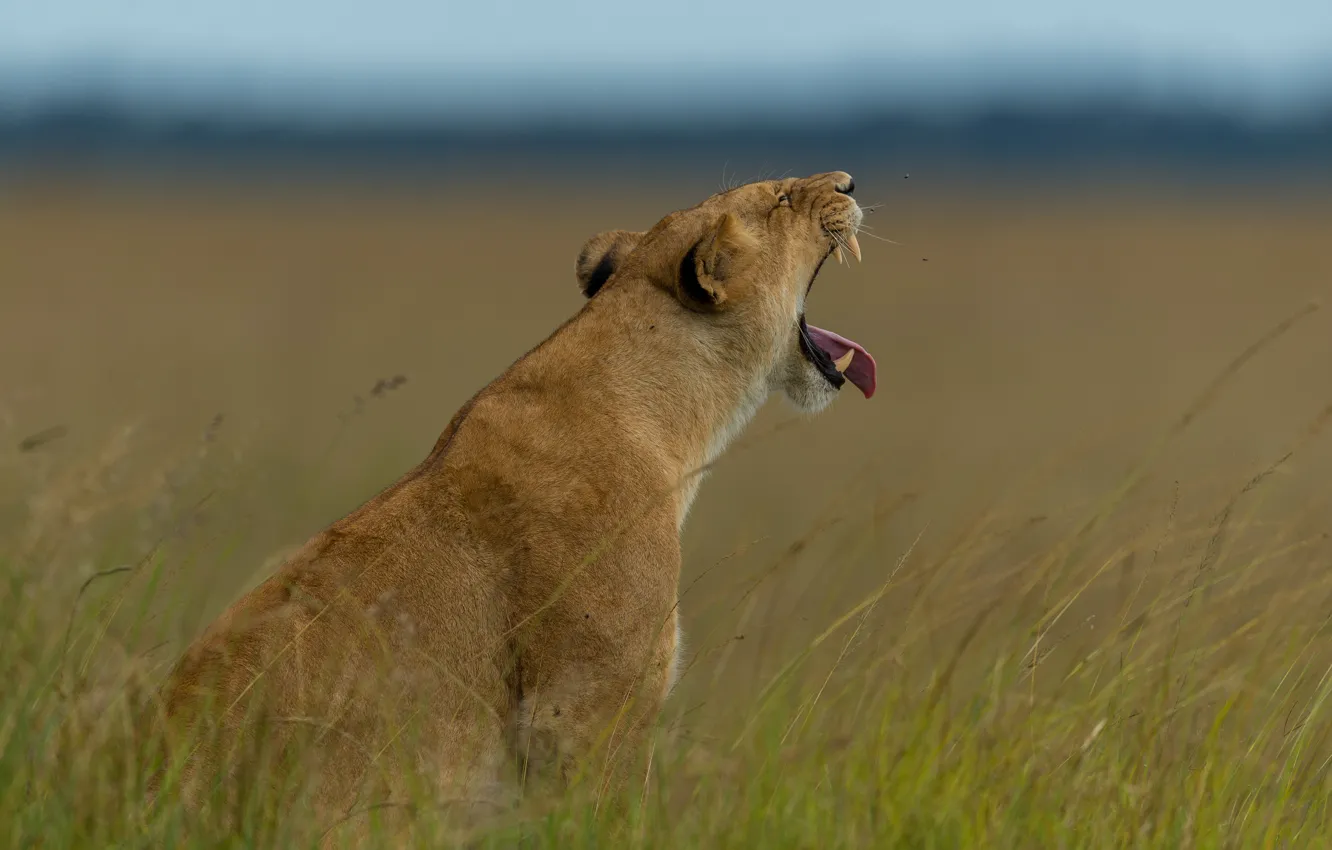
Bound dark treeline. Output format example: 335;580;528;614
3;95;1331;181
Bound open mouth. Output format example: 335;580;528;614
796;236;877;399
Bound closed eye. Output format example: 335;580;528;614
777;193;792;207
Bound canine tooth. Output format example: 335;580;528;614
845;233;862;262
834;246;844;264
832;350;854;373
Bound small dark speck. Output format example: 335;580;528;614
19;425;67;453
903;174;910;179
584;613;591;619
648;324;655;330
922;258;929;262
370;374;408;398
203;413;225;442
552;706;562;716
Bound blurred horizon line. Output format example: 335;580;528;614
3;52;1331;181
4;50;1332;124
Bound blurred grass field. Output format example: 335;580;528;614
2;173;1332;846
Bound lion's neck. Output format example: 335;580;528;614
531;290;773;528
613;323;769;471
629;347;768;530
677;373;768;527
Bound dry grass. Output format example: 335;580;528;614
2;174;1332;846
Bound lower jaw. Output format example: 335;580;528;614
796;315;846;390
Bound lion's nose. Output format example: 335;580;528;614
834;175;855;195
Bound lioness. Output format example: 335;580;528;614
154;171;876;835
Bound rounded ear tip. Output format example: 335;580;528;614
578;252;617;298
574;246;596;284
575;229;644;299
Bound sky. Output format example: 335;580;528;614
2;0;1331;119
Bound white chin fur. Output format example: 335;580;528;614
774;357;840;414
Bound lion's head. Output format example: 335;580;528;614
575;171;876;413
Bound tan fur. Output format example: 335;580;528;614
152;171;865;838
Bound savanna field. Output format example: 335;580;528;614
2;172;1332;847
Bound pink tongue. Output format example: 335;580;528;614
804;324;877;399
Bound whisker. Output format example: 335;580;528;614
855;230;902;246
853;222;903;245
826;230;849;253
828;230;867;260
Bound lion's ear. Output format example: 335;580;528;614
575;230;644;298
676;213;757;311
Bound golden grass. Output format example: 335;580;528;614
2;176;1331;846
